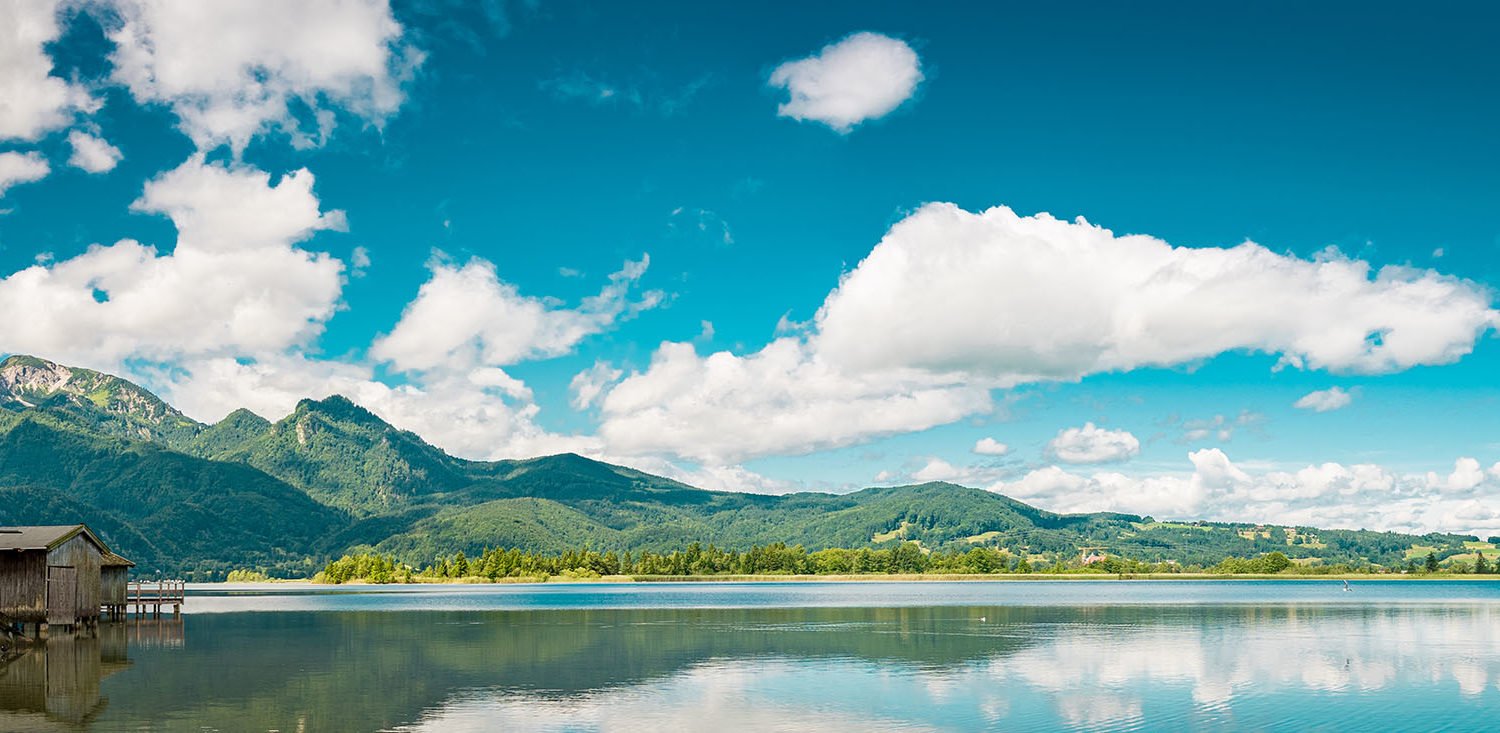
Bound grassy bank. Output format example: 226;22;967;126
292;571;1500;585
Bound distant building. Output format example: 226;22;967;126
0;525;131;630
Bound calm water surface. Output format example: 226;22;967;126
3;580;1498;731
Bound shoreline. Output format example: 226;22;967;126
197;572;1500;587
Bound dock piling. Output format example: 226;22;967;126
122;579;185;618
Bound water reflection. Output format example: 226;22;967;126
3;592;1497;731
124;618;185;650
0;621;178;731
388;604;1500;732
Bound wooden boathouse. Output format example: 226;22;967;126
0;525;132;633
99;553;134;620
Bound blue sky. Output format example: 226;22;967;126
1;1;1498;536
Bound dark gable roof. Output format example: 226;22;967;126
0;524;111;554
102;551;136;568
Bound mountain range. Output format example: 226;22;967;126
0;354;1483;577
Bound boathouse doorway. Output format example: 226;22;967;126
46;566;77;627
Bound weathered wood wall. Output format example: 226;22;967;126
0;552;46;623
100;567;127;606
45;535;101;624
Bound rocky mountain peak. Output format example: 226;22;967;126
0;353;204;444
0;354;75;406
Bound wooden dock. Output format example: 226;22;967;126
117;580;185;618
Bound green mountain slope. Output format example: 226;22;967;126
0;354;204;446
372;498;628;559
0;410;348;575
185;395;478;516
360;482;1055;559
188;407;273;457
0;354;1486;576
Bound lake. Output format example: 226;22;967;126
4;580;1498;731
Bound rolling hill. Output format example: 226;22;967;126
0;354;1485;576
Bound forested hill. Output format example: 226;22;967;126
0;354;1487;577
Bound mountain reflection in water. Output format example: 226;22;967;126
0;583;1496;731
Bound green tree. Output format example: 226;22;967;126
963;547;999;573
1425;552;1439;573
1262;551;1292;573
890;542;926;573
1475;555;1491;574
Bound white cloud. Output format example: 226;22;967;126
349;245;371;277
595;203;1497;465
107;0;418;152
598;338;991;464
973;437;1011;456
1294;386;1355;412
0;0;94;141
814;204;1498;381
0;156;345;365
0;151;50;197
989;449;1500;538
1046;422;1140;464
370;255;662;374
882;455;1012;488
1427;457;1486;493
768;32;922;133
134;154;348;251
912;457;961;482
569;360;623;410
67;131;123;173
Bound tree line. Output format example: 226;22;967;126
312;543;1500;583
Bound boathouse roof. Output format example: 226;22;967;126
102;551;135;567
0;524;111;553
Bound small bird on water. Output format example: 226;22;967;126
1342;580;1352;592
